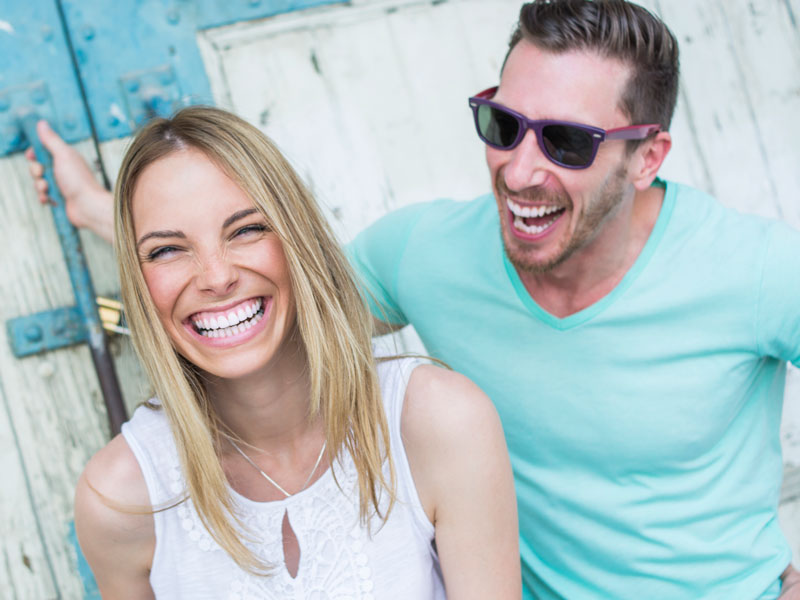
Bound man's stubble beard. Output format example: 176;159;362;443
498;162;630;275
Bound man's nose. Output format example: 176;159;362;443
500;129;551;192
196;251;238;296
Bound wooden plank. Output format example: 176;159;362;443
716;0;800;227
0;376;56;600
657;0;784;220
0;140;148;596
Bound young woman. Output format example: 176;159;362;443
73;106;520;598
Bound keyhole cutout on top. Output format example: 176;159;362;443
282;510;300;579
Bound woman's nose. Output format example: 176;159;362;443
196;252;238;296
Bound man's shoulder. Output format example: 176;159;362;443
368;193;496;234
666;179;792;239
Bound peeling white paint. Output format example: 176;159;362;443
109;102;126;123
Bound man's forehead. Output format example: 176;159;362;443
497;42;632;122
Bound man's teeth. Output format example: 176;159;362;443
507;198;563;218
193;298;264;338
514;215;560;234
507;197;564;234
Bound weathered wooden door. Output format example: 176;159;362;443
2;1;799;598
0;2;341;597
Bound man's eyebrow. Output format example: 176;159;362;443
223;208;260;229
136;230;186;250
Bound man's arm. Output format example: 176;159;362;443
25;120;114;243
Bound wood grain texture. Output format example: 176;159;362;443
0;143;147;598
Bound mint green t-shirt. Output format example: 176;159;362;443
348;180;800;600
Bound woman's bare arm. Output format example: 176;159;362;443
403;364;521;599
74;434;156;599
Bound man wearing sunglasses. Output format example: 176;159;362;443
350;0;800;599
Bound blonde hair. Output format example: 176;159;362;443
114;106;395;573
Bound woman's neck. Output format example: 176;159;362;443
205;331;318;453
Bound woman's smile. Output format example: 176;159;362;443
185;296;271;346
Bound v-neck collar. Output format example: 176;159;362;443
502;179;676;331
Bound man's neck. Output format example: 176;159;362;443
518;185;664;318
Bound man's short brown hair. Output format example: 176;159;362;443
505;0;680;135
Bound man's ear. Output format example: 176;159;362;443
630;131;672;191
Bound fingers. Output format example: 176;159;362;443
28;160;44;178
36;120;69;155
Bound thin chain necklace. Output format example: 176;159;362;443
227;435;327;498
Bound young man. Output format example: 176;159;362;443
26;1;800;597
348;1;800;598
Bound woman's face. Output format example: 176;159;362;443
131;148;297;381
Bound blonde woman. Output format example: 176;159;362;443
73;106;519;599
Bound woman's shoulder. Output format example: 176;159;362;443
76;433;154;538
402;364;499;441
400;365;507;510
74;434;155;596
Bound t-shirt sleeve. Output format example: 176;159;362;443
347;202;431;327
757;221;800;367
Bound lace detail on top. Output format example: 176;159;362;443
121;356;445;600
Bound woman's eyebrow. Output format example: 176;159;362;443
223;208;259;229
136;230;185;250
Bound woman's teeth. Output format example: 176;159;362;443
192;298;265;338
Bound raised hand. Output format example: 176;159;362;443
25;120;114;243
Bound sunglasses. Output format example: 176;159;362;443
468;87;661;169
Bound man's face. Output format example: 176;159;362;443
487;41;637;274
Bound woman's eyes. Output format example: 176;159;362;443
145;246;181;261
232;223;268;238
142;224;268;261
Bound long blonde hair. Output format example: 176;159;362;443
114;106;395;573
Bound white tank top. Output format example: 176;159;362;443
122;356;445;600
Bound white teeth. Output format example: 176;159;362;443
194;298;266;337
507;198;562;218
514;215;560;235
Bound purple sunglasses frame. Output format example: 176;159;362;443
468;87;661;169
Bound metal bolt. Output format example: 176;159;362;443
126;79;140;93
4;127;21;148
82;25;95;41
25;325;43;343
166;8;180;25
31;86;47;105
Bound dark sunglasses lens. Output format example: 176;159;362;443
476;104;520;148
541;124;595;167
